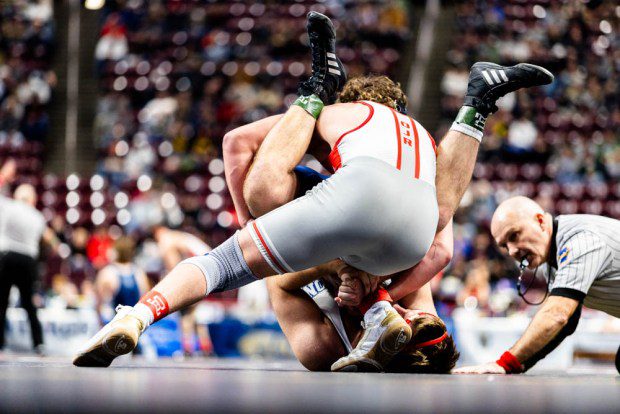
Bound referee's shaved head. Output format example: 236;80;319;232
491;196;553;268
492;196;545;232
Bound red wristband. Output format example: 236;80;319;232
496;351;524;374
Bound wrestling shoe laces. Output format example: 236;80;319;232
331;306;412;372
72;305;144;367
298;11;347;104
464;62;554;116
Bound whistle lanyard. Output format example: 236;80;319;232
517;259;549;306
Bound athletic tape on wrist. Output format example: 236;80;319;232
496;351;524;374
292;94;324;119
450;106;486;142
450;122;483;142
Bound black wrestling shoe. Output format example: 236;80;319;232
615;344;619;374
298;12;347;104
464;62;554;116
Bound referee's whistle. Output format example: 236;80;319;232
519;258;529;270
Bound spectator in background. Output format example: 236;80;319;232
0;160;59;354
124;132;156;179
504;112;538;159
47;274;80;310
86;227;113;270
63;226;96;290
153;225;213;355
95;13;128;62
457;259;491;311
95;236;149;323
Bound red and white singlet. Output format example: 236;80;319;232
327;101;437;188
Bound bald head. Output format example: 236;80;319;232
491;196;553;268
14;184;37;207
491;196;545;235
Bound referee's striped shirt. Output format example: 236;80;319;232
544;214;620;318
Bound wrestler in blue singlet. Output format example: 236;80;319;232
112;265;142;309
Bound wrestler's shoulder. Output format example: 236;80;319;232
320;102;371;120
324;102;365;111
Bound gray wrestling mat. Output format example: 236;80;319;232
1;356;618;413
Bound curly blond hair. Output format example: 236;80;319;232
338;75;407;111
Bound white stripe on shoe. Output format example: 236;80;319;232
482;70;495;85
490;69;501;83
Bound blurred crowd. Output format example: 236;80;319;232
93;0;409;185
1;0;618;347
0;0;55;147
437;0;619;318
2;0;413;329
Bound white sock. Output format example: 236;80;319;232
129;303;154;330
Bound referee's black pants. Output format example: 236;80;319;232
0;251;43;349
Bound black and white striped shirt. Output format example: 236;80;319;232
544;215;620;318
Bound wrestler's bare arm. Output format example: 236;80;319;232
397;283;437;316
274;259;346;292
387;219;454;302
222;115;283;227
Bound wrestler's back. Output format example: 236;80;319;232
316;101;436;187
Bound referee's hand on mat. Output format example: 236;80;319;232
452;362;507;374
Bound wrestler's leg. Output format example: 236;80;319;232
435;131;479;232
266;276;346;371
73;228;275;367
139;229;272;313
243;105;317;218
435;62;554;231
244;12;345;218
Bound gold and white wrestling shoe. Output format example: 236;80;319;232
73;305;144;367
331;303;412;372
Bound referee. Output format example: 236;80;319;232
0;161;58;354
454;196;620;374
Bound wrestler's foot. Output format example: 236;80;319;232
465;62;554;116
298;11;347;104
331;304;411;373
73;305;144;367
